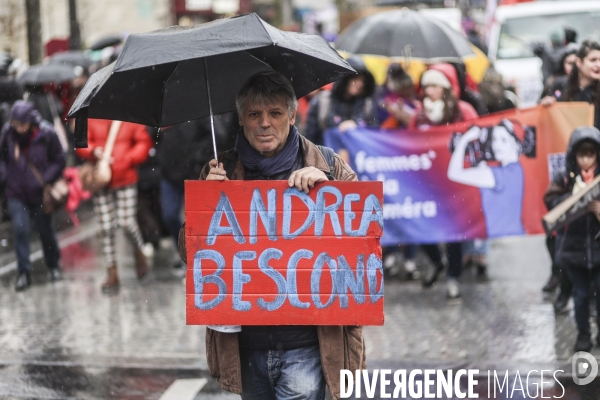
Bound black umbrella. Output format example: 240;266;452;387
89;35;123;51
49;50;93;70
18;64;78;86
335;9;474;61
68;13;355;157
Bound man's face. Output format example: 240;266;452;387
239;99;296;158
10;120;31;135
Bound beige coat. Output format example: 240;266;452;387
178;135;366;399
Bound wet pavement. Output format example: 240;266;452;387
1;216;600;399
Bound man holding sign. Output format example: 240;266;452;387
179;72;369;400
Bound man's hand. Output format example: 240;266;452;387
339;120;357;133
588;200;600;215
540;96;556;107
206;159;228;181
288;167;328;194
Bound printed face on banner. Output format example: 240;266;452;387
324;104;590;245
184;180;385;326
446;119;537;238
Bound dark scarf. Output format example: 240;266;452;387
15;128;34;150
234;126;300;177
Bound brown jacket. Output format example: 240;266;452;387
178;135;366;399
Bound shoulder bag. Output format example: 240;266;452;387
25;154;68;214
79;120;122;194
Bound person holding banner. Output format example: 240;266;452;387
375;63;417;130
543;126;600;352
540;40;600;309
178;71;365;400
375;63;422;279
409;64;479;300
541;40;600;129
409;64;478;130
304;56;377;146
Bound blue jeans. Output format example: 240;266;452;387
568;267;600;334
7;198;60;274
240;344;326;400
160;179;184;246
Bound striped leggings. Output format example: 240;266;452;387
93;185;144;267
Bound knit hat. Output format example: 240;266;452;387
10;100;42;125
420;69;452;90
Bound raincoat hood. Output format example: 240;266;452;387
566;126;600;175
427;63;461;97
332;56;376;100
10;100;41;125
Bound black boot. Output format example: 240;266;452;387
542;275;560;292
554;290;570;314
422;262;444;288
15;272;31;292
575;331;593;352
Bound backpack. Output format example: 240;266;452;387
222;145;336;180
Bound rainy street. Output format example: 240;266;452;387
2;0;600;399
0;209;598;399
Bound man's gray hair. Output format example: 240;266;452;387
236;71;298;116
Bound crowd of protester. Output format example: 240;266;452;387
0;46;516;299
2;31;600;353
301;55;516;302
0;50;238;292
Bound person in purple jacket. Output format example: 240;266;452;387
0;101;66;291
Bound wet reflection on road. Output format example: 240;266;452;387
0;226;597;398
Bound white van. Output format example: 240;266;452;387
488;1;600;107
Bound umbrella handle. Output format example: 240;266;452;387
204;58;219;162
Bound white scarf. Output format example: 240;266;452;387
423;97;445;124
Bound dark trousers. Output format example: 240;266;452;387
160;179;184;247
568;267;600;334
7;198;60;274
547;235;560;277
137;186;167;247
403;242;463;279
548;235;573;296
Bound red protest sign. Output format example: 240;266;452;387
184;180;384;326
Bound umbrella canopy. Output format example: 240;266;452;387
335;9;475;61
18;64;78;86
339;46;490;86
89;35;123;51
49;50;94;70
68;13;355;150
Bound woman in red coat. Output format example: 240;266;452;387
76;119;152;290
